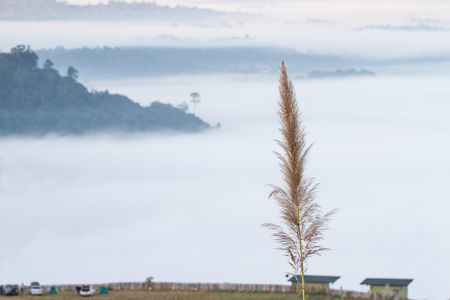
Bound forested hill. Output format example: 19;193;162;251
0;45;210;136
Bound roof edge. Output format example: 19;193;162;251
360;278;413;286
288;275;341;284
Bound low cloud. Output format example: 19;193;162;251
356;23;448;31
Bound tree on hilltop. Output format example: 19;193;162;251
67;66;78;80
190;92;200;115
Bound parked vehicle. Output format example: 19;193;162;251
29;285;43;296
79;285;96;297
0;284;19;295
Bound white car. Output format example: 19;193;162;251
29;285;43;296
79;286;96;297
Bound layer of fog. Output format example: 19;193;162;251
1;74;450;299
2;20;450;59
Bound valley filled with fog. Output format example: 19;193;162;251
1;3;450;299
2;72;450;299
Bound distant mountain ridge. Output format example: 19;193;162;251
0;0;231;21
36;46;364;78
0;45;210;136
35;46;450;78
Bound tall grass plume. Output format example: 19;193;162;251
263;61;336;300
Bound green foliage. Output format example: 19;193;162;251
0;47;210;136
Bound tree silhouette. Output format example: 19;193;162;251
190;92;200;115
43;59;54;69
11;45;26;53
67;66;78;80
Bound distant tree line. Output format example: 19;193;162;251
36;46;366;79
0;45;210;136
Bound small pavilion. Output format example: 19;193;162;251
288;275;340;289
360;278;413;298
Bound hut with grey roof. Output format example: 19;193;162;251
288;275;340;289
361;278;413;299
